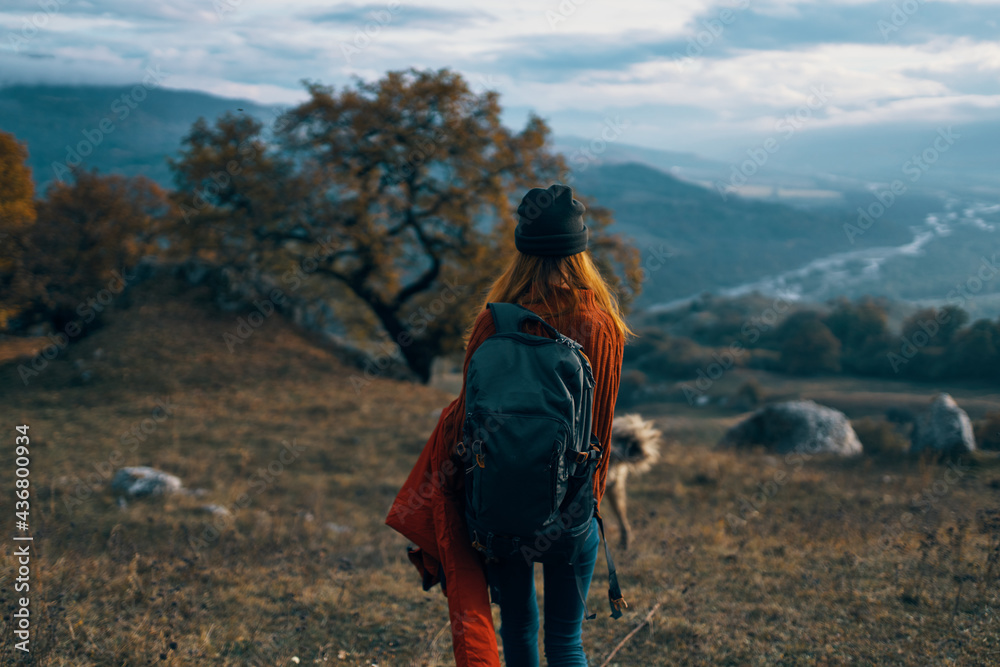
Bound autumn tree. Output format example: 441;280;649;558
947;318;1000;379
5;167;172;333
169;68;641;382
777;311;841;375
901;305;968;345
822;296;893;374
0;131;37;328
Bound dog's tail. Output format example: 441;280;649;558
609;413;662;475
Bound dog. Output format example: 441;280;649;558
604;414;663;550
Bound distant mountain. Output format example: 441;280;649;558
0;84;276;190
737;121;1000;198
3;84;995;314
552;134;729;176
553;133;848;207
557;118;1000;204
570;162;932;307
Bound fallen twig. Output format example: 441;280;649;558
600;601;662;667
421;619;451;663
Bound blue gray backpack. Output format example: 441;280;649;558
458;302;626;618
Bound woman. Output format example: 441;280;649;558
386;183;629;666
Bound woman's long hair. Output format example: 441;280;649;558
472;250;634;340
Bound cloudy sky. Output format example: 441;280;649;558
2;0;999;157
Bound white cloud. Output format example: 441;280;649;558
1;0;998;151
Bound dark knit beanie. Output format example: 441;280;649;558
514;183;588;256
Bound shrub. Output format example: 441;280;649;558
624;328;671;364
617;369;649;407
885;406;916;425
777;312;841;375
734;379;765;408
642;335;711;379
974;411;1000;451
852;417;909;456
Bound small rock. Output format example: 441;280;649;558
110;466;183;497
326;522;352;534
200;504;231;516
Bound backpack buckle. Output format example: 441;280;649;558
611;596;628;612
555;334;582;350
575;450;589;465
472;440;485;468
456;441;466;457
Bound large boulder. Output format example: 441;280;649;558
719;400;862;456
111;466;183;497
910;393;975;455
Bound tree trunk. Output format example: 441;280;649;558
398;337;437;384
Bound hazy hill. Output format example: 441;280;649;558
3;84;996;313
0;84;274;189
571;162;926;306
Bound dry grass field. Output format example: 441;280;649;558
1;278;999;666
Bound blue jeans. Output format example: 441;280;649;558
486;517;601;667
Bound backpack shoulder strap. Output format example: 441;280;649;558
487;302;560;338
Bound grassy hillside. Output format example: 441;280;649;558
0;278;999;665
